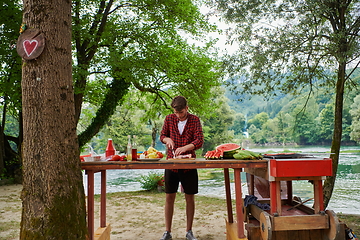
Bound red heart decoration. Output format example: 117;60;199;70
23;40;38;57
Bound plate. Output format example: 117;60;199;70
168;158;196;160
138;158;162;161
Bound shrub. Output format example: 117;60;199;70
139;171;165;191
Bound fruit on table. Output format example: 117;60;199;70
111;155;121;161
233;150;262;160
107;154;127;161
147;152;159;159
216;143;241;159
204;143;242;159
80;154;91;162
157;152;164;158
147;147;157;153
143;147;164;159
204;145;262;160
204;149;223;159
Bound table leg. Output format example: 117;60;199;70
224;168;233;223
234;168;245;239
100;170;106;227
286;181;292;205
313;179;324;213
249;173;254;196
270;181;278;214
87;170;94;240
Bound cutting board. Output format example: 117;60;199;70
167;158;196;160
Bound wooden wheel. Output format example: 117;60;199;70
259;211;272;240
324;210;342;240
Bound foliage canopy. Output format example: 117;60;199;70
209;0;360;207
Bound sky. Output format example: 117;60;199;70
182;4;239;56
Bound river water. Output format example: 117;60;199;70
83;145;360;215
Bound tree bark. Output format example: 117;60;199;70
77;75;130;148
20;0;87;239
323;62;346;208
0;101;6;175
323;1;349;208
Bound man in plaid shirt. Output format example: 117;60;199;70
159;96;204;240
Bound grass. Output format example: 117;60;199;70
338;213;360;234
340;150;360;154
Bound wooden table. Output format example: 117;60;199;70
81;158;268;240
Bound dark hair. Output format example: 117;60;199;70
171;96;188;111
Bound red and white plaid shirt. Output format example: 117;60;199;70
160;113;204;159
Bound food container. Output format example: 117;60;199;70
84;156;102;162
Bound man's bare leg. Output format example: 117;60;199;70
185;193;195;231
165;193;177;232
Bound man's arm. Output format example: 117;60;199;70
190;117;204;150
160;116;177;150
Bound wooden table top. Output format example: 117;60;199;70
81;158;268;171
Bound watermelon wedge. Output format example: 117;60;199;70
216;143;241;159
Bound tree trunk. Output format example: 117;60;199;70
0;132;4;176
20;0;87;239
323;62;346;208
0;102;5;175
77;75;130;148
323;1;348;208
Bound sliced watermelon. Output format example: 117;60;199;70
209;150;217;159
204;149;223;160
216;149;224;159
216;143;241;159
204;150;215;159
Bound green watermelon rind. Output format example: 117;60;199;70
216;143;241;159
233;150;263;160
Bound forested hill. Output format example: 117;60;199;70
225;68;360;119
223;69;360;145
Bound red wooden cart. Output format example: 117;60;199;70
244;154;345;240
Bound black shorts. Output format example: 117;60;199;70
164;169;198;194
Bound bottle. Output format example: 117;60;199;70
126;135;132;161
105;139;115;157
132;135;137;161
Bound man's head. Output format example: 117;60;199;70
171;96;188;111
171;96;188;121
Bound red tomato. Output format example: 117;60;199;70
157;152;164;158
119;155;127;161
80;154;91;162
111;155;121;161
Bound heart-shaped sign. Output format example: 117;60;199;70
16;29;45;60
23;40;38;57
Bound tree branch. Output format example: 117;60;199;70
85;0;114;62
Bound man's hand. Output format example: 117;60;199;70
163;137;175;150
174;144;195;156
